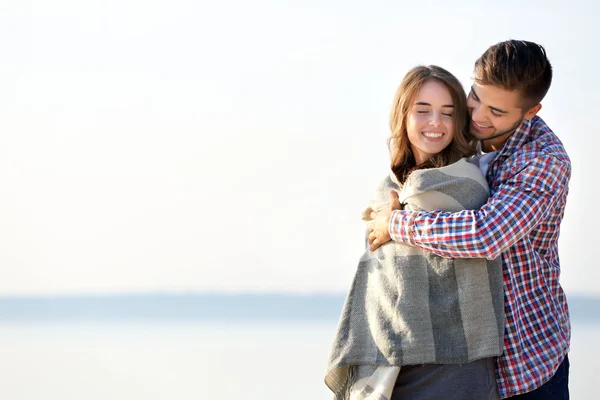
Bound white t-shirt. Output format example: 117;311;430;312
469;141;498;178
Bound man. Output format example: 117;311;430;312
368;40;571;399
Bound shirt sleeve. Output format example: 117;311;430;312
389;155;571;260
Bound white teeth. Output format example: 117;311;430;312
423;132;443;138
475;121;492;128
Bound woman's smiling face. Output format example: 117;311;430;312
406;79;455;165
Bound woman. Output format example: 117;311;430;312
325;65;504;400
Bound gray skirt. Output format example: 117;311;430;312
391;357;500;400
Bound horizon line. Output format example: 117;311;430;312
0;290;597;300
0;290;354;300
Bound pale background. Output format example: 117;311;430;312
0;0;597;296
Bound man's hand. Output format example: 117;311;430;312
367;191;401;252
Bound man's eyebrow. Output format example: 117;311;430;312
415;101;454;108
489;105;509;114
470;86;509;114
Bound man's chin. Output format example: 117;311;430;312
469;130;488;141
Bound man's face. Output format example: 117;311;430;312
467;82;537;151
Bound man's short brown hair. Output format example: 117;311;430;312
474;40;552;109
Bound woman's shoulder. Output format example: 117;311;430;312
373;172;401;193
443;157;484;175
407;158;488;189
405;158;480;177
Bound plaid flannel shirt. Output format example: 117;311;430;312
389;116;571;398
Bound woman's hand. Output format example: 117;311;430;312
367;191;401;251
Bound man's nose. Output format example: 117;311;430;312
470;104;485;121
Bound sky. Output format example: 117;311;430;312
0;0;598;296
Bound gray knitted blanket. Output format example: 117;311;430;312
325;158;504;400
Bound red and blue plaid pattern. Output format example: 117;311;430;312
389;116;571;398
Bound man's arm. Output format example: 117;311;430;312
387;155;570;260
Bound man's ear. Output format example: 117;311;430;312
524;103;542;120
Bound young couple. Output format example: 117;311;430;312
325;40;570;399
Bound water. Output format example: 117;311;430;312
0;320;597;399
566;322;597;398
0;321;336;399
0;294;597;399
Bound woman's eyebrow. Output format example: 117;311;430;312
415;102;454;107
